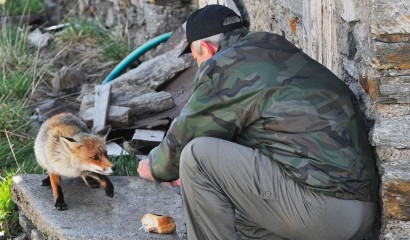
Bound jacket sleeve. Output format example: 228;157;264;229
148;71;240;182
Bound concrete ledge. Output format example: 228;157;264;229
12;174;186;239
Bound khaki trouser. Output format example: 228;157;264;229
179;137;378;240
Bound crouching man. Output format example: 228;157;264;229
138;5;379;240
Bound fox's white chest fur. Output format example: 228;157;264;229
34;141;83;177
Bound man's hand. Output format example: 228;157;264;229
165;179;181;187
137;158;180;187
137;159;155;182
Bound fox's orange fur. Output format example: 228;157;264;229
34;112;115;210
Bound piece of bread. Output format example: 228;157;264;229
140;213;176;234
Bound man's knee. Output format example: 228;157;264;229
180;137;220;176
180;137;215;175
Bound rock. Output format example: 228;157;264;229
12;232;28;240
340;0;358;22
28;29;51;49
370;116;410;149
378;76;410;104
52;66;87;96
382;178;410;221
19;212;36;235
383;220;410;240
143;0;194;39
30;230;45;240
198;0;241;16
371;0;410;35
12;174;186;239
371;42;410;70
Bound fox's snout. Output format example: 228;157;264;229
103;164;116;175
86;154;116;175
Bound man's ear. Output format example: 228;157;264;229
200;41;218;57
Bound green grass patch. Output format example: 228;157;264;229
0;17;44;236
0;173;19;236
1;0;44;16
102;40;132;62
0;20;36;169
0;25;31;66
0;84;40;178
0;23;37;176
0;71;32;99
58;19;131;62
110;153;139;177
59;19;108;43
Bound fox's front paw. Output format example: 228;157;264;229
105;188;114;198
41;176;51;186
54;200;67;211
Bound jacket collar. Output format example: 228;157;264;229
218;27;250;52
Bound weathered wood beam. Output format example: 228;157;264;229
92;84;111;132
133;129;165;143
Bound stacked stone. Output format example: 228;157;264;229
369;1;410;239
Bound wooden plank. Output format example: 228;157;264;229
132;129;165;143
106;142;129;156
302;0;311;51
326;0;338;75
92;84;111;132
302;0;340;77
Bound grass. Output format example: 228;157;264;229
0;0;44;15
0;14;42;235
110;153;139;176
0;3;136;237
58;18;131;62
0;22;39;177
0;173;19;236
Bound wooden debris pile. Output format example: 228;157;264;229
78;26;196;131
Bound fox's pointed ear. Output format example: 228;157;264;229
95;125;111;141
60;136;78;150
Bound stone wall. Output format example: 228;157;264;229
218;0;409;239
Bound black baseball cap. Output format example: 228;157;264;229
179;4;243;57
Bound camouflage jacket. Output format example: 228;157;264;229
149;28;379;202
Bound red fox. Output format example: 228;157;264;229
34;112;115;210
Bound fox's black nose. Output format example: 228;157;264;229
112;165;116;172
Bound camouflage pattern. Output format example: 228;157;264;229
149;28;379;201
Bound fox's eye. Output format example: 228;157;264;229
91;155;100;160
